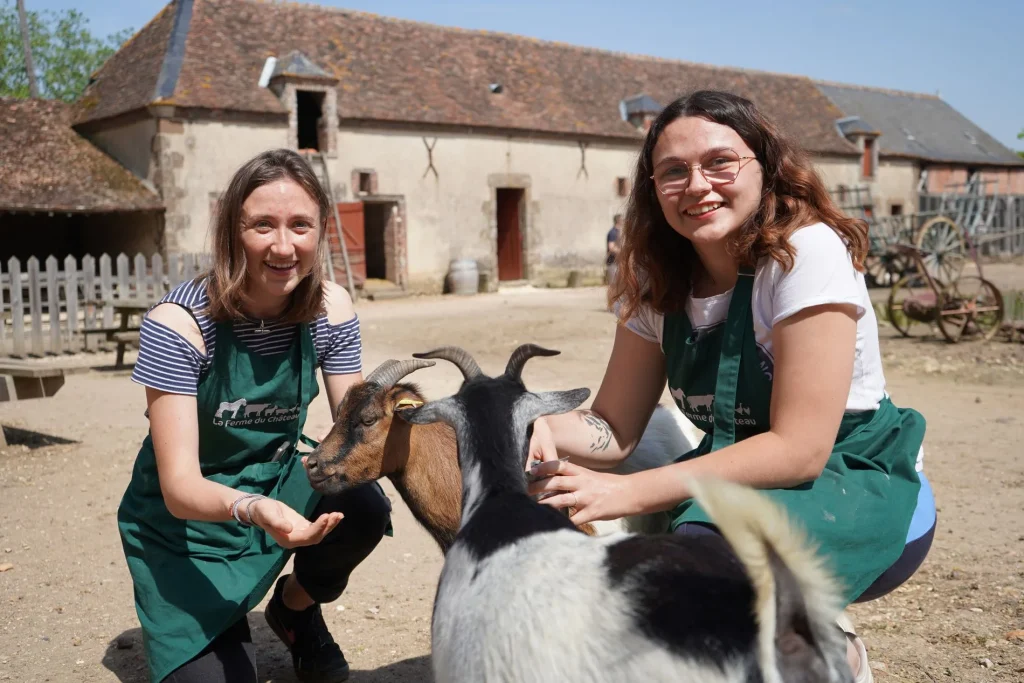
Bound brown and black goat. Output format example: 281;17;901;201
305;358;466;552
304;356;617;553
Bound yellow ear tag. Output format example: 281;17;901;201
395;398;424;410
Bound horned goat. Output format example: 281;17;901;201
304;357;701;551
393;344;854;683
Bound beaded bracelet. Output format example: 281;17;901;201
231;493;266;527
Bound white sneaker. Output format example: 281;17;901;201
836;612;873;683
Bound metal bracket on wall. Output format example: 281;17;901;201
577;141;589;179
422;137;439;179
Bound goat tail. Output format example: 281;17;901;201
686;476;847;682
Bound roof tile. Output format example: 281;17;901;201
818;82;1024;166
1;98;163;212
76;0;858;156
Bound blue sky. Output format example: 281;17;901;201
29;0;1024;152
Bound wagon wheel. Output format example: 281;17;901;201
915;216;966;285
886;273;940;337
935;276;1004;344
867;249;912;287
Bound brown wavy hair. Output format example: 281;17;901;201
610;89;868;322
203;149;330;324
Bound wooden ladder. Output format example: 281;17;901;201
302;151;357;302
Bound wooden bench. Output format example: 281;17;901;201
0;361;92;447
111;331;142;369
83;326;142;341
0;360;90;403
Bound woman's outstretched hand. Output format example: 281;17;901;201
249;498;343;549
527;459;641;526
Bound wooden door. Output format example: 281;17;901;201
496;189;524;281
327;202;367;286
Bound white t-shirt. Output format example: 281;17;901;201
625;222;887;412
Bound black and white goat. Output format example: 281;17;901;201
397;344;854;683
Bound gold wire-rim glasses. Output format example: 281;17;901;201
650;150;758;195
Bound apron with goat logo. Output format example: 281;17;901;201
662;268;925;604
117;320;322;682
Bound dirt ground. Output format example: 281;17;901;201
1;284;1023;683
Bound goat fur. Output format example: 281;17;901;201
397;345;853;683
307;370;704;545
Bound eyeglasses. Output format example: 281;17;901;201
650;148;757;195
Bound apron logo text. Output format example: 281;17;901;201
213;398;300;427
669;388;761;427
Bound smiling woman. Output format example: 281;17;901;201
116;149;389;683
526;91;934;683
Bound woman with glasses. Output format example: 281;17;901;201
526;90;934;683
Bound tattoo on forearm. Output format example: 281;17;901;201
579;410;613;453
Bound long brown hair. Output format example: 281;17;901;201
204;149;330;324
610;89;869;322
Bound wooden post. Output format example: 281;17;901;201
99;254;113;328
168;253;181;288
0;259;6;357
46;256;60;354
116;253;130;301
151;253;164;298
82;255;96;349
64;255;79;351
9;258;24;357
27;257;43;356
133;253;147;301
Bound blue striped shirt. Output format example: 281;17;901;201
130;278;362;396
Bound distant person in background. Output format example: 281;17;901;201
605;213;624;286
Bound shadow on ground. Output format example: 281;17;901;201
102;618;433;683
0;424;78;449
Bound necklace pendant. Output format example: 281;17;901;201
255;319;270;335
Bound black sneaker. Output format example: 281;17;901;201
265;574;350;683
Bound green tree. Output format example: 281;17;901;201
1018;129;1023;159
0;0;132;101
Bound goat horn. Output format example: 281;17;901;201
412;346;483;382
505;344;560;381
365;359;436;388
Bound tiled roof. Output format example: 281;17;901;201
0;98;164;213
74;0;859;156
817;82;1024;167
71;1;179;125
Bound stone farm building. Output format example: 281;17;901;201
21;0;1024;292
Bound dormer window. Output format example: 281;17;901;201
620;94;662;133
264;50;339;155
297;90;325;151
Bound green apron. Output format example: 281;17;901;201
664;269;925;605
117;321;324;682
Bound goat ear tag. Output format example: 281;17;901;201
395;398;424;411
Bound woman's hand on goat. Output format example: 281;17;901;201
525;417;560;471
528;459;640;525
249;498;343;549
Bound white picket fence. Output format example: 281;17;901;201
0;252;211;358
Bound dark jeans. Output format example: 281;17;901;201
165;483;392;682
